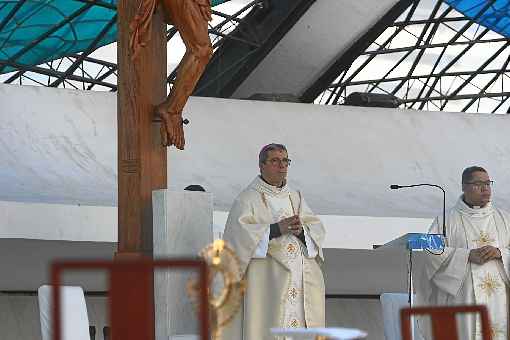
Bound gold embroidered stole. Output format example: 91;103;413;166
463;214;508;339
263;192;307;329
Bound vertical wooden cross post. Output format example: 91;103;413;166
115;2;167;339
117;0;166;258
115;0;214;338
112;0;167;340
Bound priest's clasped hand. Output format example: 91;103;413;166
468;245;502;265
277;215;303;236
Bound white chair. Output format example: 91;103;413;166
380;293;410;340
271;327;367;339
38;285;91;340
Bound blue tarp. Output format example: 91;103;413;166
0;0;117;73
0;0;228;74
443;0;510;38
5;0;508;75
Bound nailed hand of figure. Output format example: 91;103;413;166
156;108;186;150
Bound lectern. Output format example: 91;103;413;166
379;233;444;340
381;232;444;303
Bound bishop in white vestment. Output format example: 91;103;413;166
222;144;325;340
415;167;510;340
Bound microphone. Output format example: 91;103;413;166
390;183;447;238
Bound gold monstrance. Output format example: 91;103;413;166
188;240;246;339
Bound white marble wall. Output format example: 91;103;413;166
6;83;510;219
0;294;108;340
152;190;214;340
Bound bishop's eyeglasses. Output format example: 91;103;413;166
266;158;292;166
464;180;494;189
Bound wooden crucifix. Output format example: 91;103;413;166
116;0;212;338
117;0;213;257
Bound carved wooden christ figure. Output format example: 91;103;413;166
130;0;213;150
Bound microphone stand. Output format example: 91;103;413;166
390;183;447;310
390;183;446;239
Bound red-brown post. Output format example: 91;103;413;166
117;0;167;257
51;260;210;340
117;2;167;340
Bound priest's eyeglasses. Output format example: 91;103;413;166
266;158;292;166
464;180;494;189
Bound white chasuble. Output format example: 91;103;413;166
415;198;510;340
222;176;325;340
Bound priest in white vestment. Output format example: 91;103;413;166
222;143;325;340
415;166;510;340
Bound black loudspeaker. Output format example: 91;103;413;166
246;93;302;103
344;92;400;108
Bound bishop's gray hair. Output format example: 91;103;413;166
259;143;287;165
